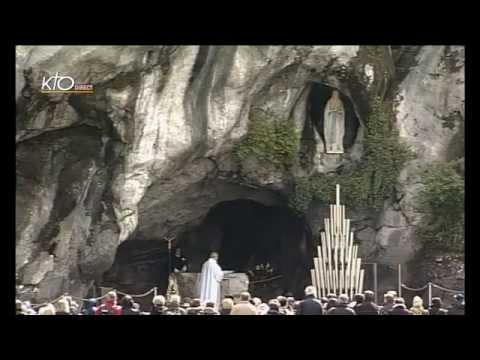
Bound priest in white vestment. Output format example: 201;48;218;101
198;252;224;306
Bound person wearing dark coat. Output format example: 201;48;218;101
297;286;323;315
326;294;356;315
429;297;448;315
186;298;204;315
352;294;365;313
120;295;140;315
326;297;338;311
202;302;220;315
379;293;395;315
390;298;411;315
82;298;98;315
266;301;284;315
448;294;465;315
151;295;168;315
355;291;380;315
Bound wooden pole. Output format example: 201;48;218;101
373;263;378;304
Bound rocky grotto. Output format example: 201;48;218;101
15;45;465;303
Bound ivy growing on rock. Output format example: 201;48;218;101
234;109;299;171
289;96;415;213
415;162;464;252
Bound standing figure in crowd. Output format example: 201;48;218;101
56;297;71;315
202;302;220;315
38;303;56;315
82;299;98;315
297;286;323;315
151;295;167;315
448;294;465;315
409;296;429;315
231;292;257;315
429;297;448;315
266;300;284;315
96;291;122;315
187;298;204;315
355;290;380;315
198;252;224;306
164;295;187;315
390;297;411;315
120;295;140;315
379;293;395;315
351;294;365;312
220;298;234;315
326;294;356;315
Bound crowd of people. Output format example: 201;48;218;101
16;286;465;315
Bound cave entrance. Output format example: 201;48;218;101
307;82;360;152
179;199;313;299
101;198;313;304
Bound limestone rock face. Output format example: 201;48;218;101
375;46;464;266
16;45;464;301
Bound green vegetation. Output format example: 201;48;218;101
234;109;299;171
289;96;415;213
415;162;464;251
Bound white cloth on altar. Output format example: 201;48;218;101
198;258;224;306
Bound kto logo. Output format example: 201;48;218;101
40;72;94;94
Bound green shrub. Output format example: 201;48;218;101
234;109;299;170
415;162;464;251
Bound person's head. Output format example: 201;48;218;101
387;290;397;297
287;297;295;306
320;297;328;305
394;297;405;305
338;294;350;305
277;296;287;307
353;293;365;304
412;296;424;308
191;298;201;308
16;300;23;312
327;298;338;307
268;300;279;311
152;295;166;306
38;303;56;315
431;297;442;307
454;293;464;303
384;293;394;303
169;295;181;306
206;301;215;309
252;297;262;307
221;298;234;310
257;303;269;314
175;248;182;257
56;297;70;313
305;285;317;297
364;290;375;302
133;303;140;311
209;252;219;261
106;291;117;304
120;295;134;308
327;293;336;299
240;292;251;302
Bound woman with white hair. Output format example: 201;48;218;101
55;297;71;315
409;296;429;315
38;303;56;315
164;294;187;315
151;295;167;315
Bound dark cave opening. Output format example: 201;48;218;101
101;198;314;302
307;82;360;152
